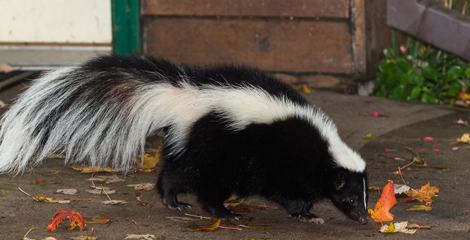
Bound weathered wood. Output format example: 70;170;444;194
352;0;367;76
142;0;349;19
144;18;352;73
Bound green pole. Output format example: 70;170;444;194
111;0;141;55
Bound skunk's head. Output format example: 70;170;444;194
326;168;368;225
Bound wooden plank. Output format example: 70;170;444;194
144;18;352;73
352;0;367;76
142;0;349;19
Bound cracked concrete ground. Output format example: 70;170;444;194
0;82;469;239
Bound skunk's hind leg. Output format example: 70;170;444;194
197;191;242;221
157;169;191;211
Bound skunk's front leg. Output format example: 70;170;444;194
284;200;325;224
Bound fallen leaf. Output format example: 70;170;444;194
102;200;128;205
295;84;311;94
362;134;372;140
368;181;397;222
127;183;156;191
189;219;221;232
69;236;98;240
406;223;431;229
380;221;417;234
86;189;116;195
135;189;155;206
453;119;468;125
41;238;58;240
56;189;78;195
85;214;116;227
87;175;125;183
394;184;411;195
404;182;439;204
432;149;441;152
371;111;387;117
423;137;433;141
124;234;156;240
407;205;432;211
452;133;470;144
47;209;85;232
384;148;397;152
72;166;117;173
136;146;161;172
32;179;49;185
458;90;470;100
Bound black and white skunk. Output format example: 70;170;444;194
0;55;368;225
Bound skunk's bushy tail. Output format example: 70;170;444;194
0;56;207;174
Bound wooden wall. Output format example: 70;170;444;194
142;0;369;91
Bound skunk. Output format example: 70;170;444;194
0;55;368;224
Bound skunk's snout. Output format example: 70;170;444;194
358;216;368;225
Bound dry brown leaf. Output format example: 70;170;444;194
127;183;155;191
102;200;128;205
72;166;117;173
404;182;439;204
394;184;411;195
56;189;78;195
124;234;156;240
85;214;116;227
86;189;116;195
69;236;98;240
407;205;432;211
87;175;125;183
407;223;431;229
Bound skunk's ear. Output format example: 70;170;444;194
335;172;347;190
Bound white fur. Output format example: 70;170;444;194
0;67;365;174
363;178;367;209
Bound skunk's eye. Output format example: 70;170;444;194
349;199;355;204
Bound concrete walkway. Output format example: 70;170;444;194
0;84;469;239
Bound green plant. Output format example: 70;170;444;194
373;30;470;104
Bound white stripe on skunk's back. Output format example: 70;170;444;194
0;69;365;174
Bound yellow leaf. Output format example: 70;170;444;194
188;219;221;232
382;222;396;233
380;221;417;234
405;182;439;204
456;133;470;143
407;205;432;211
362;134;372;140
137;146;161;171
302;84;311;94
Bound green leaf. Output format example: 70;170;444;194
396;59;411;73
401;71;424;85
392;85;411;100
448;82;462;96
465;68;470;78
446;66;463;81
421;92;437;103
379;60;395;73
375;88;387;98
422;68;438;81
410;87;421;101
